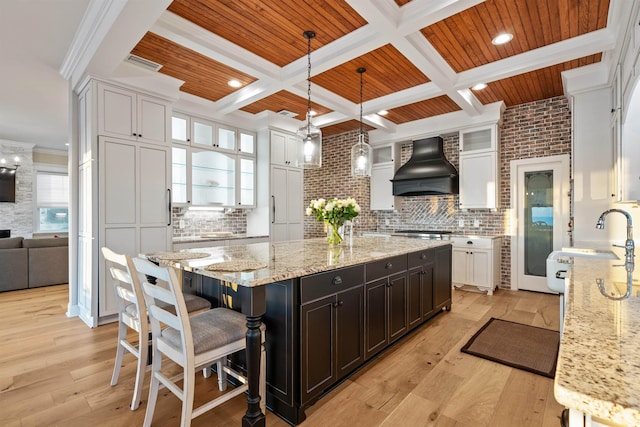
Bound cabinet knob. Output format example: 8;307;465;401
466;241;473;245
139;134;142;137
332;276;342;285
338;300;344;306
133;133;137;136
333;302;339;307
420;253;427;260
385;262;393;269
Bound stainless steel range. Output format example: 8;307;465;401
392;230;452;240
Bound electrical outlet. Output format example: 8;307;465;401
385;219;390;226
473;219;480;227
179;219;185;229
458;219;464;227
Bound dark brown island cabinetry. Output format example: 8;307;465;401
194;244;452;425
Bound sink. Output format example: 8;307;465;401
546;248;619;294
200;231;233;238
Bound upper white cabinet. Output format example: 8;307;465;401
370;144;396;211
97;82;170;145
459;124;500;210
270;129;301;168
171;113;257;208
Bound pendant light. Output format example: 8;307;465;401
298;30;322;169
351;67;372;177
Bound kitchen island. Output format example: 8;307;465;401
148;236;452;425
555;252;640;426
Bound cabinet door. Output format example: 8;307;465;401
459;125;495;154
434;246;452;309
171;113;190;144
365;278;388;359
98;84;136;140
407;267;423;330
469;249;491;287
238;156;256;207
271;166;288;224
336;286;364;379
270;131;287;166
285;133;300;167
451;248;468;284
139;144;171;253
137;95;169;144
370;164;395;210
459;152;497;209
217;124;237;152
192;118;215;147
421;263;435;318
286;168;303;224
301;295;336;404
172;146;189;204
102;140;136;225
238;129;256;156
388;273;407;343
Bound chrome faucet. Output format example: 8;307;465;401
596;209;635;267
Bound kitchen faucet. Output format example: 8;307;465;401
595;209;635;267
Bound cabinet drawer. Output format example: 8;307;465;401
407;248;436;268
365;255;407;282
301;265;364;304
451;237;493;249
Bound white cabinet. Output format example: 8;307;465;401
97;82;169;145
76;80;172;327
459;124;500;210
370;145;396;211
170;113;257;208
270;165;303;242
98;137;171;318
270;129;300;167
451;236;501;295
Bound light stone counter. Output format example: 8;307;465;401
172;233;268;244
555;250;640;426
149;236;451;287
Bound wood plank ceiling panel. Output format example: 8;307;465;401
321;119;375;137
472;54;602;106
240;90;332;118
312;44;431;103
384;95;462;124
167;0;368;67
131;32;257;102
421;0;611;73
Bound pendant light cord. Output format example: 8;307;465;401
306;33;312;133
359;69;363;138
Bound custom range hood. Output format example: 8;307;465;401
391;136;459;196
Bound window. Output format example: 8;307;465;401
35;171;69;232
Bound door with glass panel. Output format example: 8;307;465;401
511;155;570;293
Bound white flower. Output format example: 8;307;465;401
325;201;335;211
305;207;312;216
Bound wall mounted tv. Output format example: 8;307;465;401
0;173;16;202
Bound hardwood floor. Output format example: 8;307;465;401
0;285;564;427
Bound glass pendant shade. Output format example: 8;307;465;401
299;30;322;169
351;67;372;177
298;113;322;168
351;133;372;177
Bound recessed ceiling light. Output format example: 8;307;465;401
472;83;487;91
378;110;389;116
309;110;317;116
492;33;513;45
228;79;242;88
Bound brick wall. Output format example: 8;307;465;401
0;142;33;237
304;96;572;289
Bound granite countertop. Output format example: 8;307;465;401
148;236;451;287
554;249;640;425
172;233;268;243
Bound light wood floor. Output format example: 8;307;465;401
0;285;564;427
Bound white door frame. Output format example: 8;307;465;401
510;154;571;291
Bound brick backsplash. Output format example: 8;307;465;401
171;207;247;237
304;96;572;289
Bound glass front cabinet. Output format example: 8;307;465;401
171;113;256;208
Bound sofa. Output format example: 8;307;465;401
0;236;69;292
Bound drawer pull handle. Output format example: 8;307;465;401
332;276;342;285
385;262;393;269
420;253;427;260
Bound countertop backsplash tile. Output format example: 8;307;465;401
171;207;247;238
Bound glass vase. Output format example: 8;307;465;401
326;221;344;245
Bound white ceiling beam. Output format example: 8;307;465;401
456;28;617;89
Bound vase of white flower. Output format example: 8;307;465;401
306;197;361;245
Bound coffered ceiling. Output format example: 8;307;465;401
125;0;612;138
